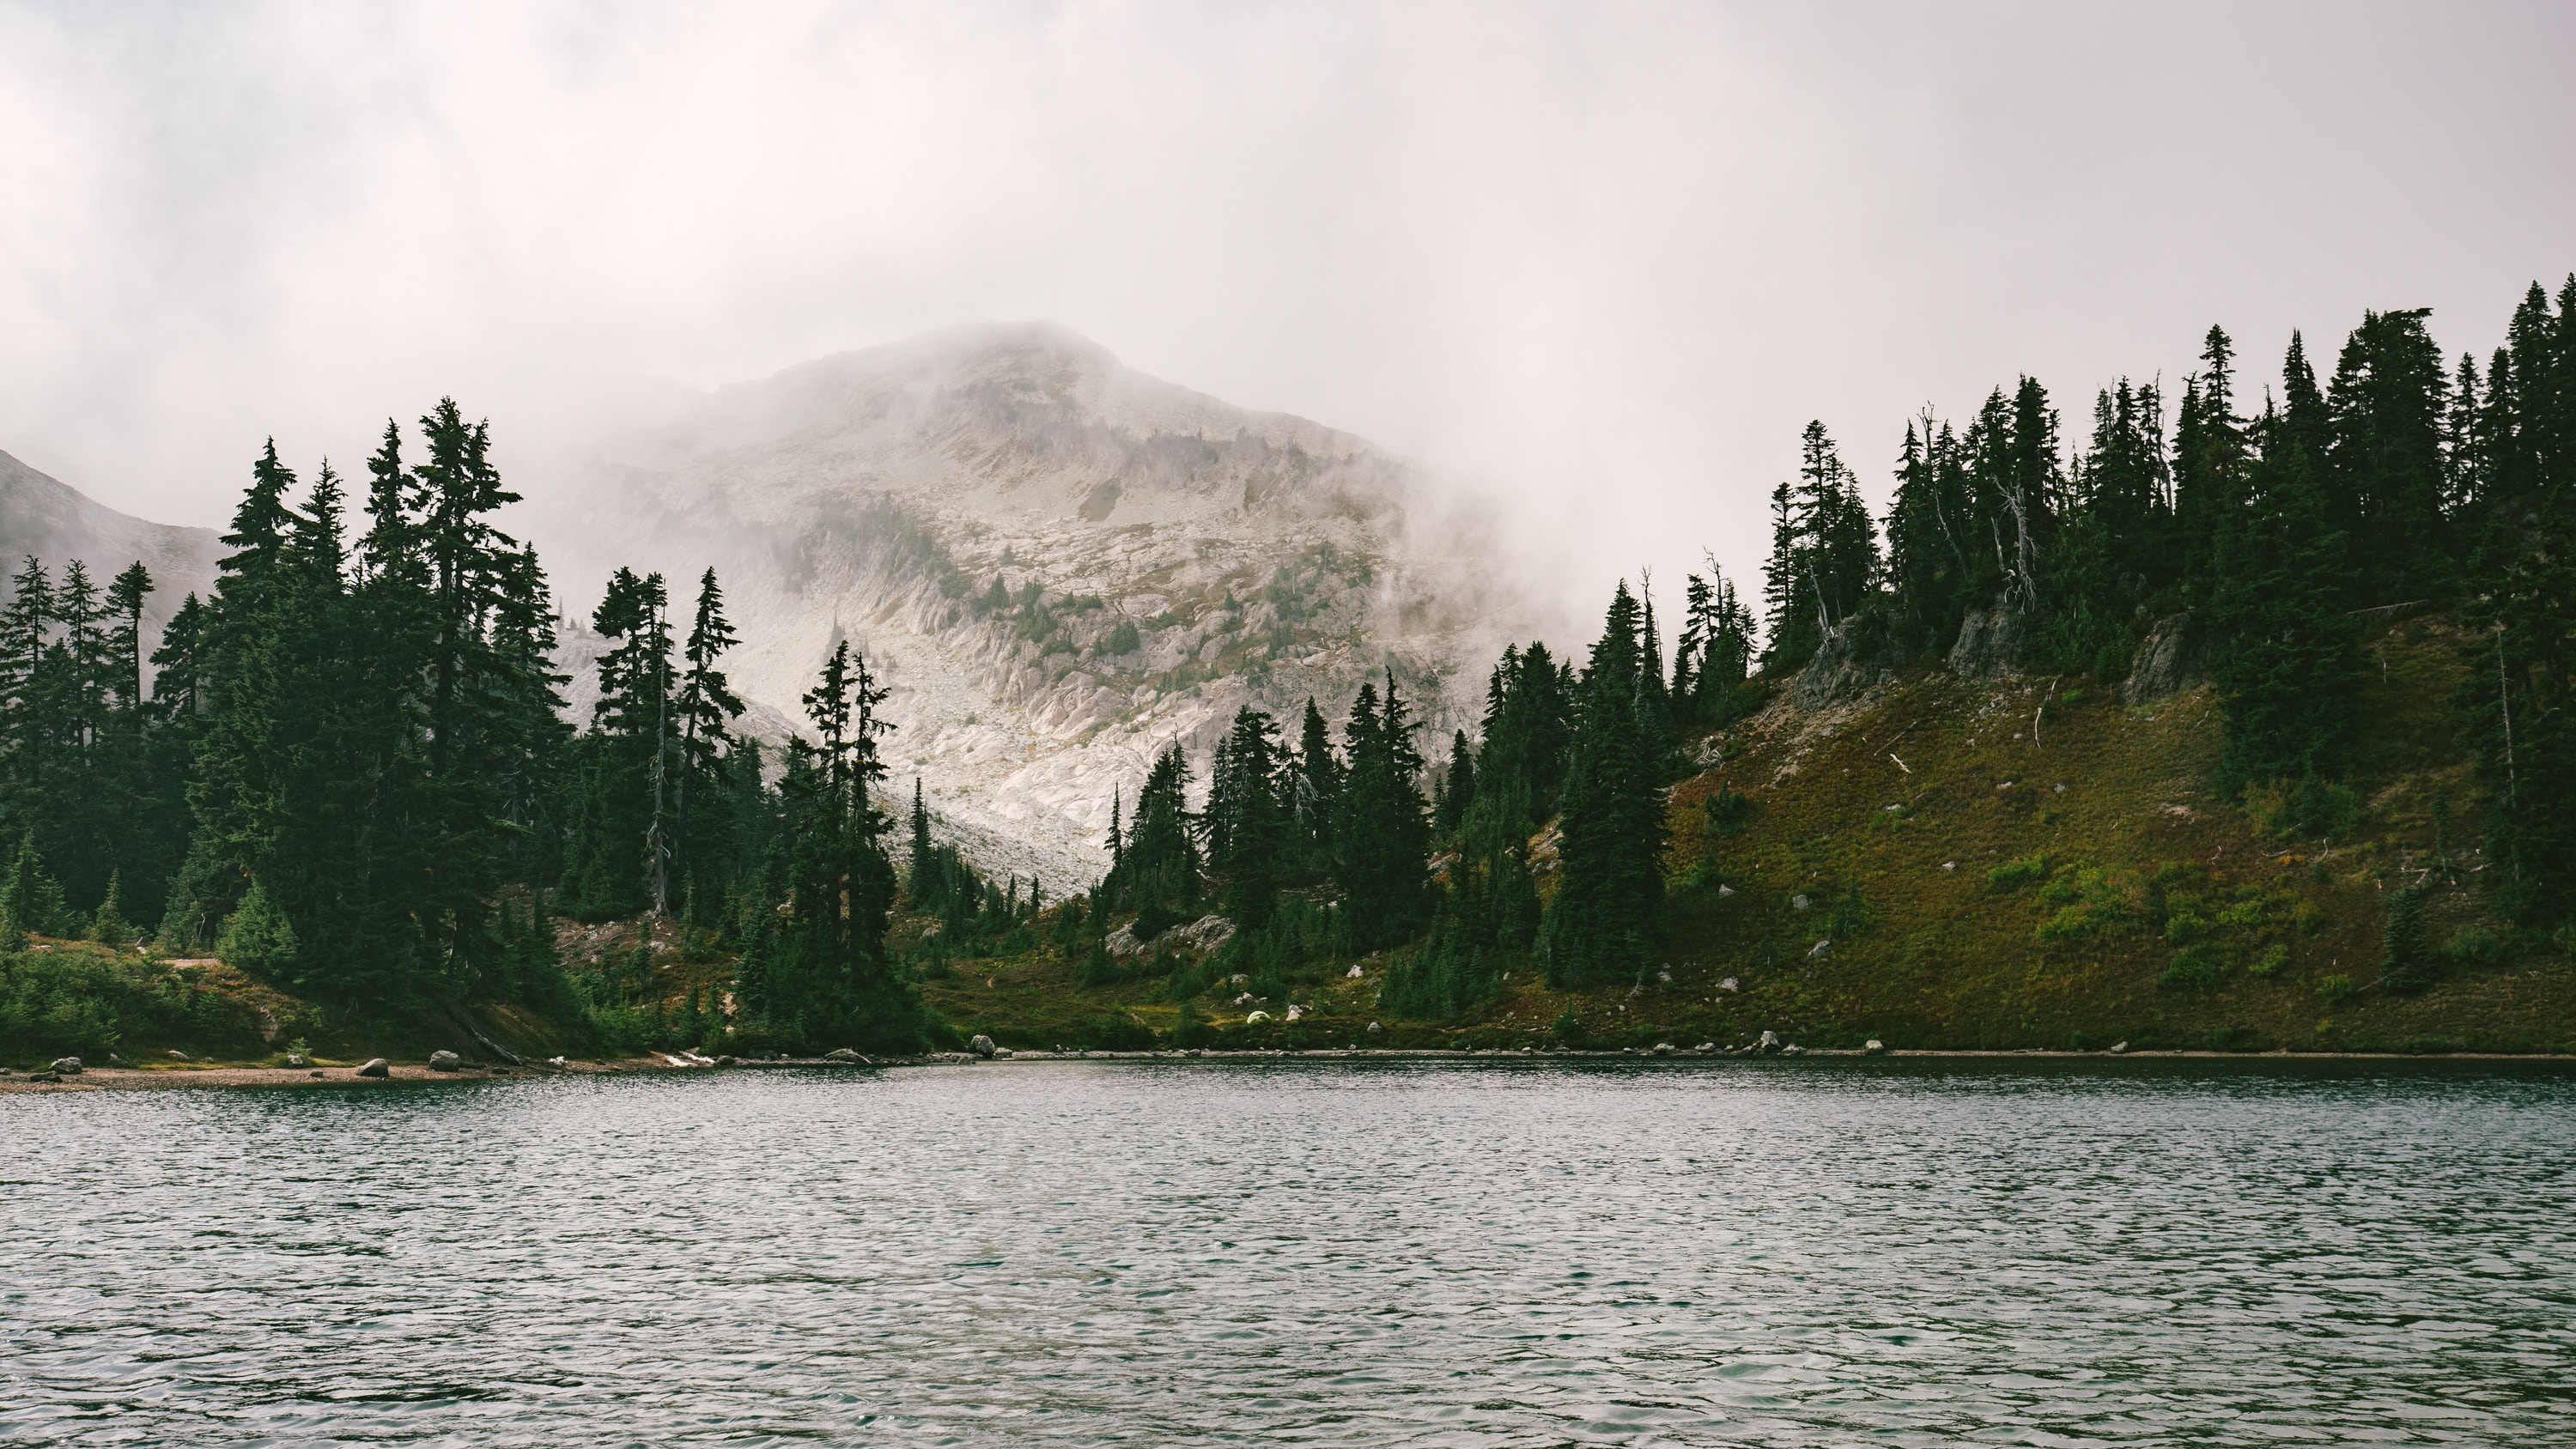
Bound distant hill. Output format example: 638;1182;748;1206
530;322;1555;884
0;449;221;645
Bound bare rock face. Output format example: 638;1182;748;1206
1947;596;2026;681
1789;624;1888;711
532;323;1551;886
2123;612;2203;705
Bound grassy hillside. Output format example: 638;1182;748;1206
918;611;2574;1056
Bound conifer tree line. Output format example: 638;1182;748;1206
1091;276;2573;1014
1758;279;2576;927
1087;566;1756;1009
0;403;923;1051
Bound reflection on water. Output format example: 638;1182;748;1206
5;1058;2573;1446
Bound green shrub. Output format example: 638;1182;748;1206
217;878;301;983
1101;619;1141;656
2440;925;2508;968
2318;973;2360;1004
2036;906;2101;943
2160;943;2233;991
1988;852;2050;888
1703;787;1753;835
2249;944;2288;979
2242;769;2362;841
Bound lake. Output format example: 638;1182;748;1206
6;1058;2573;1446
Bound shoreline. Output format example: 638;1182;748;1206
8;1046;2573;1092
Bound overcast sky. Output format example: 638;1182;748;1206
4;0;2571;623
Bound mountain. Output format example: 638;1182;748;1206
533;323;1552;884
0;449;221;640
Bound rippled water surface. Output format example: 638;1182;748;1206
7;1059;2575;1446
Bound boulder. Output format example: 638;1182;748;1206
308;1070;324;1079
50;1057;82;1075
428;1050;463;1072
714;1055;738;1066
969;1034;997;1058
1717;977;1740;993
1244;1010;1271;1024
30;1070;60;1083
1652;1042;1675;1056
823;1047;862;1063
1694;1042;1716;1053
2123;612;2203;705
1781;1044;1806;1057
1171;915;1236;953
1754;1030;1783;1055
356;1058;390;1077
1790;623;1890;711
1365;1021;1383;1037
1947;594;2027;680
167;1050;189;1061
1346;963;1364;979
1792;894;1813;912
284;1053;308;1068
1807;938;1832;959
2109;1040;2129;1055
1863;1040;1886;1055
106;1052;130;1067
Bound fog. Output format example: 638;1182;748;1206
3;0;2571;627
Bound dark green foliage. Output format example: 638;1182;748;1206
1103;745;1200;919
1202;706;1291;931
1543;583;1668;986
2208;336;2366;797
1375;914;1498;1022
1703;786;1752;835
215;876;297;981
2382;885;2430;992
1761;423;1881;672
2451;279;2576;929
1332;674;1432;953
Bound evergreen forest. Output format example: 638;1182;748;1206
5;276;2573;1065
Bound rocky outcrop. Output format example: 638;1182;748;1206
2123;612;2203;705
531;324;1552;888
1947;595;2026;680
1789;624;1889;711
969;1034;997;1058
50;1056;81;1075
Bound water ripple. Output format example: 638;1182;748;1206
5;1058;2573;1446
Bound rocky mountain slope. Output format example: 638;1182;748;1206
0;449;220;642
531;323;1552;884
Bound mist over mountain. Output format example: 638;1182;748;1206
0;448;217;646
527;322;1564;884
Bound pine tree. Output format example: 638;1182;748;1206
672;568;744;915
1434;728;1475;837
2326;307;2451;603
1333;674;1431;952
1542;583;1668;985
1203;706;1290;931
2209;336;2365;797
2451;277;2576;925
